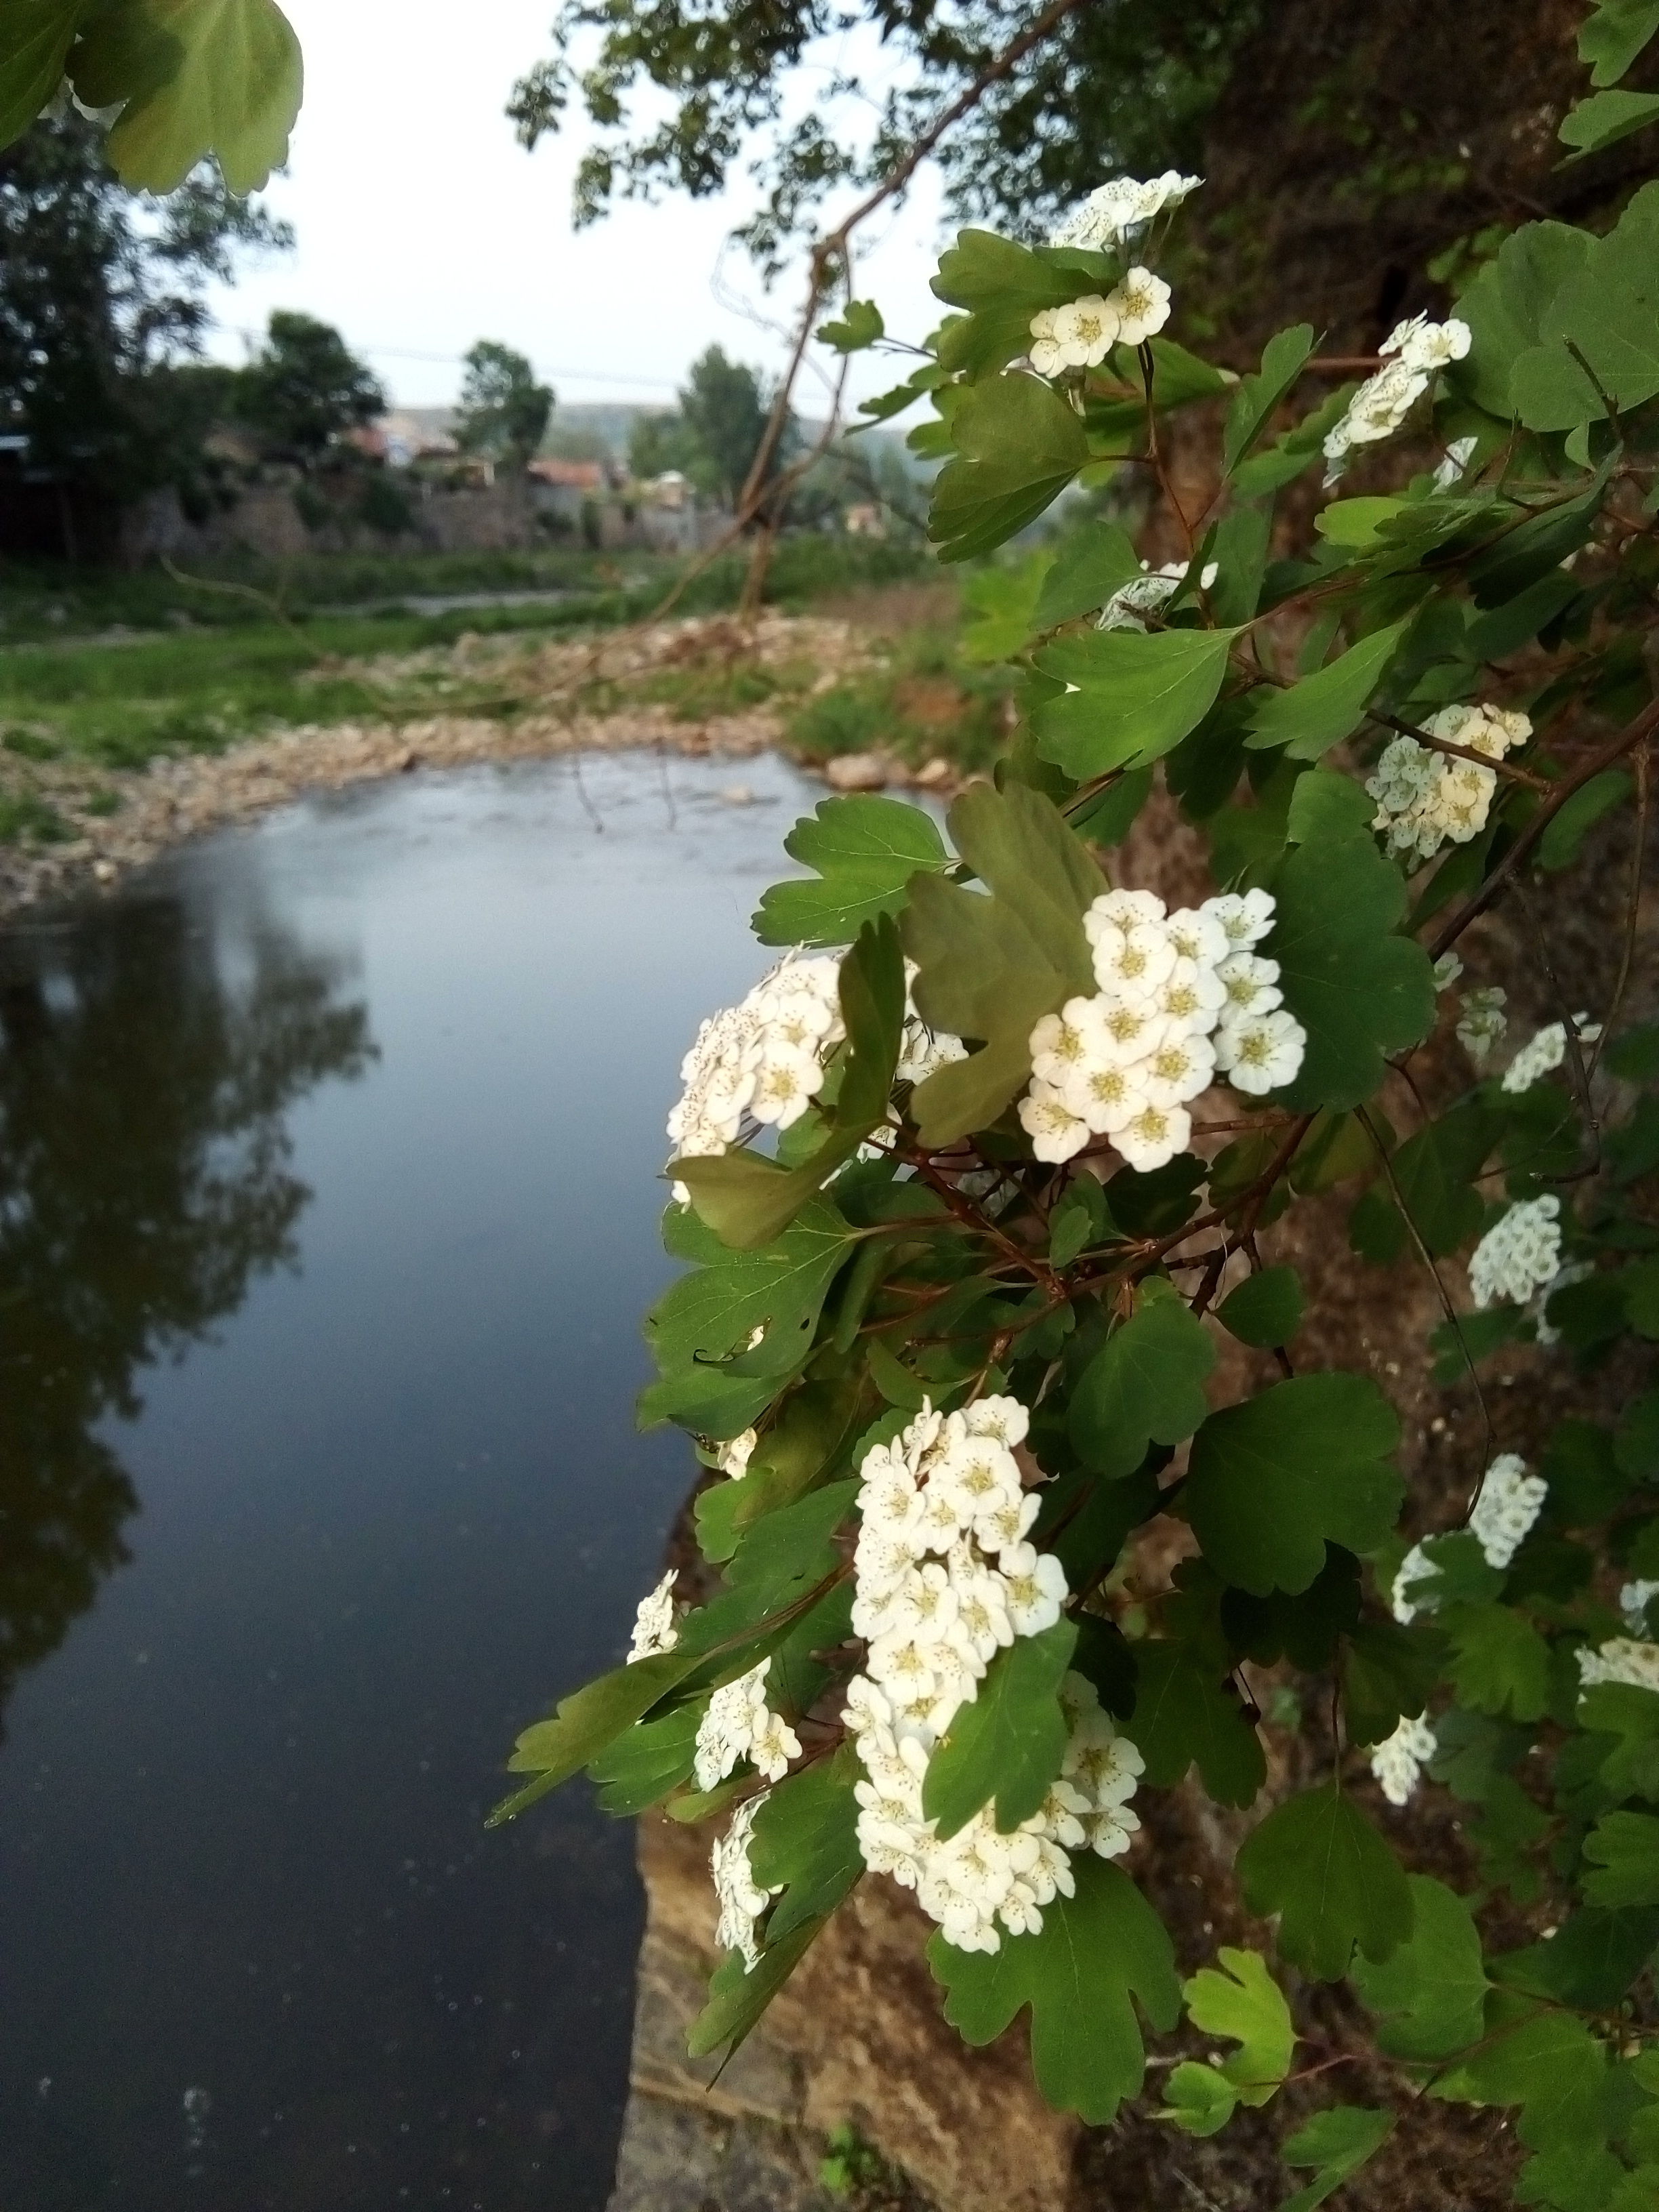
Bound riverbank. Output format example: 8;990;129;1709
0;606;977;918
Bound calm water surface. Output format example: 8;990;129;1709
0;750;820;2212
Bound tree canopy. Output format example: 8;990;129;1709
454;339;554;470
234;309;386;466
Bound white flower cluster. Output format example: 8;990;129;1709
1622;1580;1659;1633
1578;1638;1659;1695
628;1568;680;1662
1048;169;1202;249
1469;1454;1548;1570
895;1004;967;1088
1368;703;1530;863
1502;1017;1600;1095
1432;951;1463;992
1322;314;1471;482
842;1395;1143;1952
1456;984;1508;1067
1018;888;1306;1170
717;1429;757;1479
1433;434;1480;492
1369;1712;1437;1807
1469;1195;1563;1311
1097;558;1219;634
693;1658;802;1791
1391;1455;1547;1624
1029;269;1171;373
668;951;846;1170
712;1793;777;1971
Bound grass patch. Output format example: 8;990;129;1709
784;623;1015;773
0;792;70;844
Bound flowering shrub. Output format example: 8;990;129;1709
494;8;1659;2198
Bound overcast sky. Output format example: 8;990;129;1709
200;0;951;417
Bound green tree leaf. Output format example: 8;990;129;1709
1067;1282;1216;1477
1237;1780;1414;1979
1582;1811;1659;1907
1131;1562;1266;1805
922;1620;1078;1838
1561;86;1659;156
588;1704;700;1814
930;227;1080;376
1268;833;1436;1110
1032;521;1143;631
1277;2106;1395;2211
929;1856;1180;2123
72;0;303;194
753;796;948;947
1432;1998;1612;2150
1225;324;1317;474
819;298;884;351
1246;622;1410;762
687;1912;823;2060
640;1195;859;1433
1286;771;1376;846
1441;1601;1553;1721
1187;1374;1404;1597
903;781;1101;1145
1580;0;1659;84
930;371;1089;562
1340;1616;1443;1747
1351;1875;1490;2062
748;1745;863;1942
1033;626;1237;780
0;0;84;148
1185;1946;1296;2105
1217;1265;1305;1347
487;1646;699;1826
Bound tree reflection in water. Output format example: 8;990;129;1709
0;889;374;1729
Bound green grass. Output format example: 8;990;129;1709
783;621;1015;773
0;535;945;782
0;791;70;844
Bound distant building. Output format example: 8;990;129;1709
527;455;607;526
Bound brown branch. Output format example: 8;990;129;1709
1372;711;1552;793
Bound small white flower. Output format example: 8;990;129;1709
1456;985;1508;1067
1048;169;1201;249
1053;293;1122;367
712;1794;778;1970
718;1429;758;1480
1115;1101;1192;1172
1621;1581;1659;1634
1019;1078;1091;1162
1107;266;1172;346
627;1569;680;1662
998;1542;1070;1636
1469;1195;1562;1310
1469;1453;1547;1570
1215;1006;1307;1094
1578;1639;1659;1695
1028;305;1067;378
1433;951;1464;992
1391;1541;1437;1625
1501;1017;1600;1094
1370;1713;1437;1807
1433;434;1479;491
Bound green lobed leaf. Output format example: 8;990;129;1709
929;1856;1180;2124
1033;625;1237;781
1341;1616;1444;1746
1067;1282;1216;1478
1277;2106;1395;2212
1496;1904;1659;2009
1582;1811;1659;1908
1351;1875;1490;2062
1131;1562;1266;1806
922;1620;1078;1838
1441;1600;1553;1721
73;0;304;194
687;1910;823;2060
903;781;1101;1145
1286;769;1376;846
1538;770;1633;870
960;553;1052;661
1268;832;1437;1111
1364;1101;1502;1260
1238;1780;1414;1980
747;1745;863;1944
1183;1946;1296;2106
930;227;1082;377
1216;1265;1305;1347
1454;220;1594;419
1224;325;1317;474
1580;0;1659;84
1245;621;1410;762
1186;1373;1404;1597
753;797;947;947
678;1479;857;1657
819;299;884;352
929;372;1090;562
1225;1550;1364;1671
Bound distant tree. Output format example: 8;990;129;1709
0;111;288;509
454;339;554;470
678;346;792;507
627;407;700;483
236;310;384;466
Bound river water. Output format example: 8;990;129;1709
0;750;821;2212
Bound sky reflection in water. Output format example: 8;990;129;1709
0;750;819;2211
